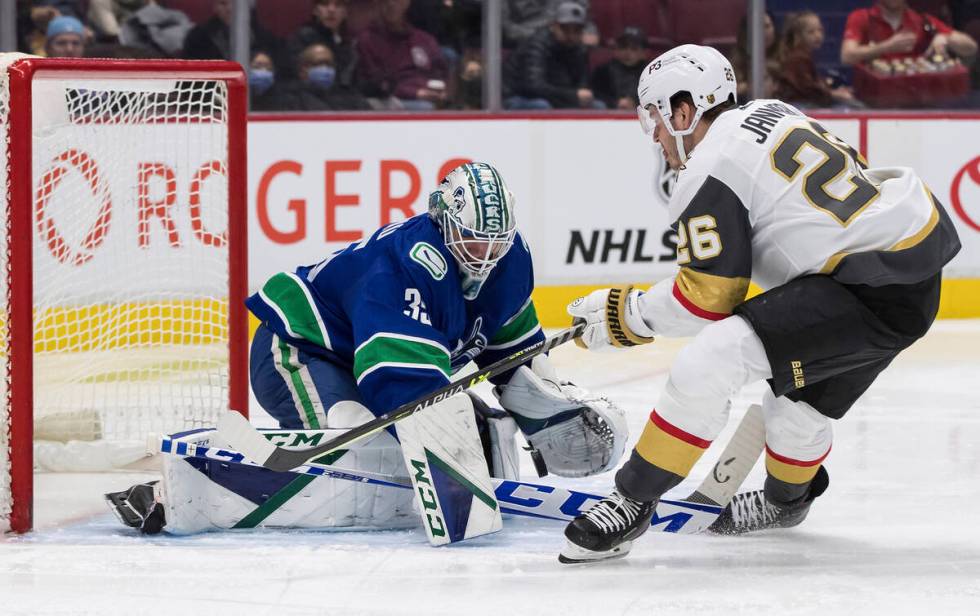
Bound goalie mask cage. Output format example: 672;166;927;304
0;55;248;533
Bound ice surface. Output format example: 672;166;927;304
2;321;979;615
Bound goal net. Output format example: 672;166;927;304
0;55;248;533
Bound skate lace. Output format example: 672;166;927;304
729;491;780;528
583;490;642;533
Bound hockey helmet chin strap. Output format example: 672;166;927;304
640;103;694;167
673;133;689;166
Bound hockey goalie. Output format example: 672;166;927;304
106;163;629;541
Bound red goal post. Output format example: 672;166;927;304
0;55;248;533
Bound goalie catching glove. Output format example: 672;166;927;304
567;285;655;350
495;355;628;478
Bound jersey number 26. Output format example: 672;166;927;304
770;122;879;227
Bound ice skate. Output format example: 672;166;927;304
709;466;829;535
559;490;657;564
105;481;166;535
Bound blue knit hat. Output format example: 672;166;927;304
46;16;85;39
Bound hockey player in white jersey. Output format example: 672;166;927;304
560;44;961;563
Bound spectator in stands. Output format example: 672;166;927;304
84;42;162;59
117;1;193;57
249;49;291;112
356;0;450;110
841;0;977;66
288;0;357;85
183;0;281;63
409;0;483;67
503;2;603;110
776;11;861;109
405;0;484;110
17;0;51;54
288;43;371;111
20;0;92;55
87;0;147;42
951;0;980;95
502;0;597;49
36;0;84;20
45;15;86;58
730;11;779;101
455;50;484;109
591;26;648;110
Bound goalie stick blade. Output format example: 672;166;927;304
216;411;279;467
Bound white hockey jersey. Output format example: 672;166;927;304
639;99;960;337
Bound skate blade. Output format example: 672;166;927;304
558;539;633;564
104;491;141;528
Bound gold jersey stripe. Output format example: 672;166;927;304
820;187;941;275
674;267;750;317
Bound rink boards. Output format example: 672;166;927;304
243;112;980;325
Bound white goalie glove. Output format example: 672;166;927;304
567;285;656;350
495;355;628;478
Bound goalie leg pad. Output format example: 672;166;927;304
496;355;628;478
156;427;415;534
395;392;502;546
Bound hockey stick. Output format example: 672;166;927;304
667;403;766;530
160;405;764;534
217;323;585;473
158;436;720;533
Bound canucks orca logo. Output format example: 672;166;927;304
450;317;487;373
450;186;467;214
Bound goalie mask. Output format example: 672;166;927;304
636;44;736;165
428;162;517;299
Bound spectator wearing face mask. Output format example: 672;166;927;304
288;0;357;85
45;15;86;57
287;43;371;111
249;50;291;111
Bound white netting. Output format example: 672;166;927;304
1;56;237;532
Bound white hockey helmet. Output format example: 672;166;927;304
637;44;736;161
428;162;517;286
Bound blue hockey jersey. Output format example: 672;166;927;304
246;214;544;416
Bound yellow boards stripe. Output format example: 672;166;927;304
18;299;230;353
529;279;980;327
34;277;975;353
